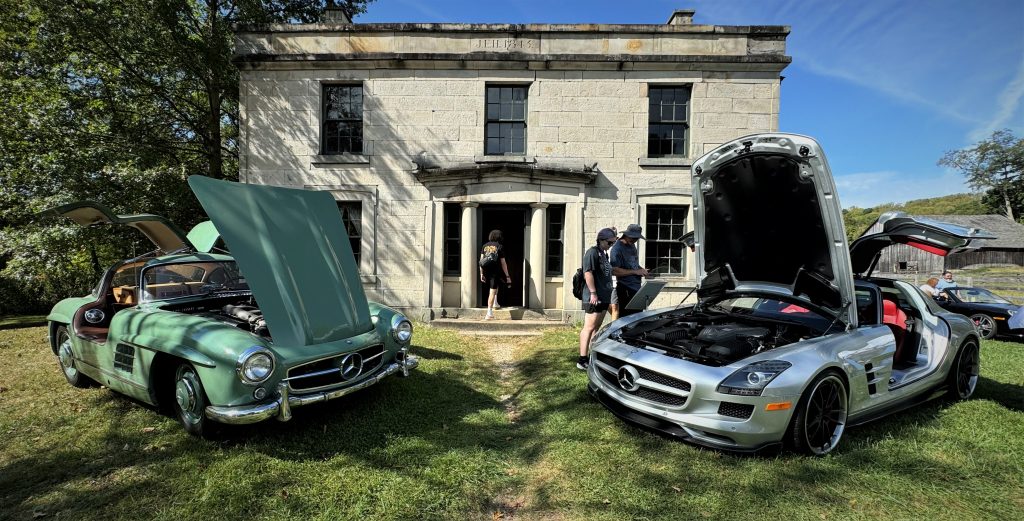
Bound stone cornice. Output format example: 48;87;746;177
235;52;791;69
413;162;598;185
234;23;790;36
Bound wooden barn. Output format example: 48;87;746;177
861;214;1024;274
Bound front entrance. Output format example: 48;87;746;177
478;205;529;307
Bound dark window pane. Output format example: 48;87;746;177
322;84;363;155
546;206;565;276
645;205;688;275
484;85;528;155
336;201;362;267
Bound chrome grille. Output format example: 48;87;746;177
594;352;691;408
717;402;755;419
286;344;386;392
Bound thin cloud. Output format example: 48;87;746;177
835;170;970;209
969;56;1024;141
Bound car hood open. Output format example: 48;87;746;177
690;134;857;327
188;176;371;347
39;201;193;253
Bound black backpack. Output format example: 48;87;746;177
572;268;585;300
479;244;499;268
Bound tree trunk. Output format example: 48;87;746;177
1002;187;1015;222
206;0;222;180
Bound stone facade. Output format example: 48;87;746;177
234;11;790;320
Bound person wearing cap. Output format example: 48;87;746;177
578;227;616;370
610;224;650;318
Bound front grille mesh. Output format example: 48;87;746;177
595;352;690;407
718;402;755;419
287;344;385;392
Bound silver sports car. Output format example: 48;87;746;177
588;133;993;455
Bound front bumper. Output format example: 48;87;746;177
587;345;797;453
205;356;419;425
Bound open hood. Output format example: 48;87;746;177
188;176;371;347
690;134;857;326
849;212;996;276
39;201;192;253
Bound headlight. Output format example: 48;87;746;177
236;346;275;385
1008;309;1016;316
390;315;413;344
717;360;791;396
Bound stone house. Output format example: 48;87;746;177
233;9;790;320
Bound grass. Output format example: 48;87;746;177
0;315;46;330
1;323;1022;520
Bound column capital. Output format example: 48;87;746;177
529;202;549;210
460;201;479;208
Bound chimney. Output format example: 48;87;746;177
666;9;695;25
324;3;352;24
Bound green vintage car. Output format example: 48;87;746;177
44;176;417;436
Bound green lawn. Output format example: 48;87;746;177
1;324;1022;520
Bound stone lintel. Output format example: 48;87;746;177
413;163;597;185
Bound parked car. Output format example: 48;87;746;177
587;133;993;455
44;176;417;436
934;287;1022;340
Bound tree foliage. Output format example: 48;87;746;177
939;129;1024;221
0;0;373;314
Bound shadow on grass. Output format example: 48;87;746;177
975;375;1024;412
410;344;464;361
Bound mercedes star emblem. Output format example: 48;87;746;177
617;365;640;392
340;353;363;380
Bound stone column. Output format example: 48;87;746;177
459;202;479;308
528;203;548;309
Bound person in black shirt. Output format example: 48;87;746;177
479;229;512;320
577;227;616;370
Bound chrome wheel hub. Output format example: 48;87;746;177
58;338;77;377
175;375;199;422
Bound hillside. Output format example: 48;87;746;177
841;193;988;242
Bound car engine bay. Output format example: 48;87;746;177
613;311;823;366
162;295;271;339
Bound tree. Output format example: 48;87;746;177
0;0;375;313
939;129;1024;221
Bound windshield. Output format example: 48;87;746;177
947;287;1012;305
706;295;834;331
141;261;248;301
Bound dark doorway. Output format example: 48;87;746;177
478;205;529;307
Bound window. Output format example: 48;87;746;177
648;86;690;157
645;205;688;275
485;85;527;155
443;203;461;275
546;206;565;276
337;201;362;267
322;84;363;155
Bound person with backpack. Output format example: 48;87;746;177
479;229;511;320
577;227;616;370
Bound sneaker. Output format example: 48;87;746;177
484;314;495;320
576;355;589;371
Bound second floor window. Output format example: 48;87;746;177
648;86;690;157
322;84;363;155
485;85;527;155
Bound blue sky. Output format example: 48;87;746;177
358;0;1024;208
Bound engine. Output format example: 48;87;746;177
615;312;817;365
163;296;271;340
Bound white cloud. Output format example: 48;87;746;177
969;56;1024;141
834;170;970;209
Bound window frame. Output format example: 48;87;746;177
644;204;689;276
545;205;565;277
647;85;691;158
484;84;529;156
321;83;364;156
443;203;462;276
335;201;363;268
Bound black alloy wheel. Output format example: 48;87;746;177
948;341;980;400
970;314;997;340
788;372;848;456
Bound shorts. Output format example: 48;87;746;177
584;302;609;314
485;272;508;289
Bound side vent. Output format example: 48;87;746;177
865;362;876;395
114;343;135;373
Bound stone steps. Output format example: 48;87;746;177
429;316;573;336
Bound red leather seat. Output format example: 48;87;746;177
882;298;908;361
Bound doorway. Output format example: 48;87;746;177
478;205;529;307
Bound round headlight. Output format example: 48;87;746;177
390;315;413;344
237;347;275;385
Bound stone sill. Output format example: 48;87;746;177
474;155;536;164
312;154;371;165
638;157;693;167
360;275;377;284
545;276;565;282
